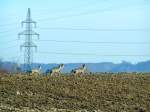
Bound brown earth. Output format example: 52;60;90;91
0;73;150;112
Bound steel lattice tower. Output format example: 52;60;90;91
18;8;39;72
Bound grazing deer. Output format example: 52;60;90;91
31;65;41;76
71;64;88;76
48;64;64;76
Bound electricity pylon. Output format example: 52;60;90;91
18;8;39;72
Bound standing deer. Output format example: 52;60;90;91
48;64;64;76
31;65;41;76
71;64;88;76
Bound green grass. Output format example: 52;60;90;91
0;73;150;112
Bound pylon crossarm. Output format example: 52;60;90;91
31;31;40;39
21;42;37;47
19;30;39;37
21;20;37;27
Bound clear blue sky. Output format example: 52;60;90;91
0;0;150;64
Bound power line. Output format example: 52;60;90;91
0;39;19;45
34;0;101;16
0;1;148;28
0;28;18;34
37;1;143;22
0;22;18;28
36;39;150;45
0;1;101;28
0;45;19;50
0;27;149;36
39;27;150;32
2;54;23;63
38;51;150;57
0;26;148;34
0;46;20;57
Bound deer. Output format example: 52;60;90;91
30;65;41;76
47;64;64;76
71;64;88;76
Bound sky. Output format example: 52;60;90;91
0;0;150;64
